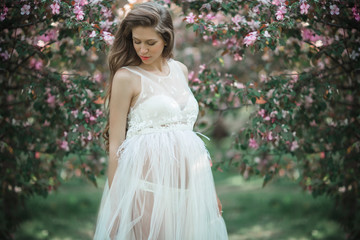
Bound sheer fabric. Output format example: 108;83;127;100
93;59;228;240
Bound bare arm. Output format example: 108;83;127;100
176;60;189;84
108;69;138;189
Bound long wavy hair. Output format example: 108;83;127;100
102;2;174;153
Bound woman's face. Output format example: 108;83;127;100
132;26;166;64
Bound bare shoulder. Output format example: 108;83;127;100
174;60;189;82
112;67;141;94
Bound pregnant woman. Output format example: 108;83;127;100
93;2;228;239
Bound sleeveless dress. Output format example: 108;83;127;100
93;58;228;240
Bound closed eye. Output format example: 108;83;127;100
133;39;157;46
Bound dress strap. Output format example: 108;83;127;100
122;66;146;78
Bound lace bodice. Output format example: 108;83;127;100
122;59;199;139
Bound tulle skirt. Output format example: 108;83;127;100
93;129;228;240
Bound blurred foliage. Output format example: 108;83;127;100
165;0;360;238
1;0;360;238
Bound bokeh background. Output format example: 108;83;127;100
2;0;359;239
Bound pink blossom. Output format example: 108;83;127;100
233;53;243;61
243;31;258;47
212;39;220;46
100;20;113;30
200;3;211;11
270;111;278;118
62;74;70;83
249;138;259;149
291;73;298;83
247;19;261;30
73;5;82;14
43;120;50;126
85;89;94;98
301;28;330;45
75;0;88;6
29;58;43;70
74;6;85;20
275;5;287;21
205;13;216;21
290;141;299;151
253;5;260;14
192;78;201;84
101;7;112;18
259;73;268;83
258;109;266;118
272;0;285;6
185;12;196;24
21;4;30;15
330;4;339;15
224;37;237;48
46;93;56;108
50;2;60;15
0;6;8;21
71;109;79;118
263;30;271;38
89;115;97;122
0;50;10;60
102;31;114;45
234;82;245;89
278;6;287;14
310;120;317;126
93;72;102;82
36;29;58;44
352;6;360;21
95;109;103;117
231;15;243;26
82;110;90;118
276;10;284;20
89;30;96;38
76;11;85;20
188;71;194;81
267;131;274;141
87;131;92;140
300;3;310;15
60;140;69;151
199;64;206;74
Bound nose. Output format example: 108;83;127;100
140;45;148;54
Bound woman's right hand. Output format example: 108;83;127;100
216;194;223;216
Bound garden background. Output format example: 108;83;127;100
1;0;359;239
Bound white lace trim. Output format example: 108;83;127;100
126;122;193;139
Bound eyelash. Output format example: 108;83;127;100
134;41;156;46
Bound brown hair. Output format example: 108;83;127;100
102;2;174;153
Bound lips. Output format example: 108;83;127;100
140;56;150;60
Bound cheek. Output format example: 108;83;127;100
151;44;164;53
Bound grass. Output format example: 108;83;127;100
213;172;345;240
14;171;345;240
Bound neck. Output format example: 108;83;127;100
140;58;168;73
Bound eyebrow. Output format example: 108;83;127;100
132;37;157;41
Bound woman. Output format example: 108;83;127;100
94;2;228;239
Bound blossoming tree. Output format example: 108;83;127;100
0;0;119;237
169;0;360;238
1;0;360;238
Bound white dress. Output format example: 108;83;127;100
93;58;228;240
